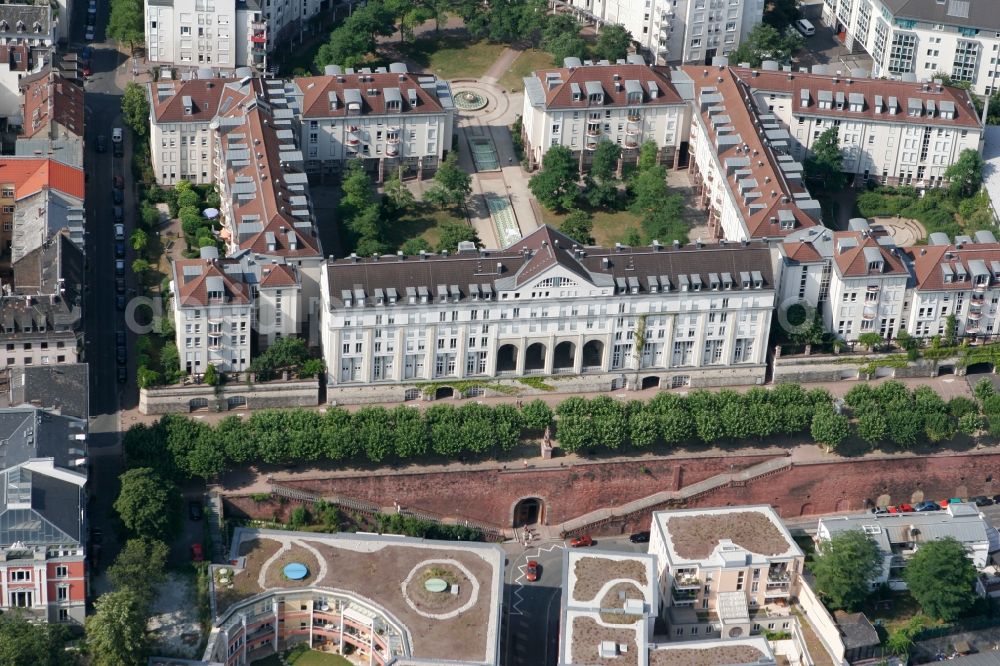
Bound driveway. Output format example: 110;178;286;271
793;23;874;74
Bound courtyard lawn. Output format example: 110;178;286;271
397;35;506;80
859;591;930;634
254;649;352;666
386;202;469;251
539;207;644;247
498;49;556;92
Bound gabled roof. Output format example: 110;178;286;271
509;225;594;288
781;241;823;264
0;461;85;546
528;62;684;109
259;262;299;288
832;231;909;278
737;66;981;130
882;0;1000;32
294;71;449;118
172;258;252;307
911;241;1000;291
148;77;259;124
20;67;85;139
0;157;84;199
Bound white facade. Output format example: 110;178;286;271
320;226;777;402
822;0;1000;96
567;0;763;64
287;66;455;176
145;0;265;69
742;66;984;187
521;57;690;168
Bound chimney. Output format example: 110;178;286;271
496;261;503;274
397;250;404;260
420;250;427;261
672;240;681;249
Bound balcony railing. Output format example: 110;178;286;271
969;310;982;321
975;282;989;293
624;137;639;149
386;144;399;156
866;284;880;293
862;308;877;320
586;125;602;137
386;134;400;144
252;33;267;43
674;575;700;589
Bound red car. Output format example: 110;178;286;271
525;560;539;582
887;505;900;514
569;535;593;548
898;503;915;513
82;64;91;78
190;543;204;562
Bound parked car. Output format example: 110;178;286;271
114;223;125;240
972;496;994;507
939;498;964;508
993;494;1000;505
525;560;539;582
115;331;125;345
188;501;203;521
88;0;96;13
887;505;900;514
870;506;889;515
569;535;593;548
115;259;124;276
898;503;915;513
629;531;651;543
915;501;940;512
115;240;125;258
116;345;126;364
112;127;122;143
113;206;123;222
190;543;204;562
113;174;124;189
112;189;123;204
85;26;94;41
117;366;127;383
95;134;106;152
82;64;91;78
115;294;126;310
80;46;92;63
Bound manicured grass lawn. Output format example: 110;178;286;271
386;202;468;250
498;49;555;92
398;35;506;80
539;207;644;247
254;650;352;666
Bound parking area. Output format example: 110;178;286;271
793;21;874;74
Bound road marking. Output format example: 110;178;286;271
509;543;564;616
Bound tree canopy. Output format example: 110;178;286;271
728;23;802;68
529;145;580;212
114;467;181;541
904;537;978;621
107;0;144;50
107;538;169;610
944;149;984;199
86;589;149;666
559;210;595;245
812;530;883;610
0;616;68;666
121;82;150;137
805;127;846;190
594;24;633;62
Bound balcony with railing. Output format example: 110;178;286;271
862;307;877;320
586;123;602;137
251;30;266;43
866;284;880;293
975;280;989;293
671;588;698;605
624;136;639;149
674;573;701;589
968;309;982;321
346;131;360;146
585;138;599;151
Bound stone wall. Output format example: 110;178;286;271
224;450;1000;536
326;366;767;405
139;379;320;415
772;352;962;384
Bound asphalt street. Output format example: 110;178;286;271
501;535;650;666
73;0;132;569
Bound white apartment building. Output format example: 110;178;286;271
521;56;690;169
319;225;777;404
649;506;804;638
566;0;763;65
676;64;824;242
737;63;984;187
145;0;325;70
816;503;1000;590
287;63;455;178
171;250;254;375
822;0;1000;96
780;219;911;341
908;231;1000;340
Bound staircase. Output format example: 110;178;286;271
206;488;226;563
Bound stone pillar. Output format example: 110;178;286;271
774;345;782;358
377;157;385;183
516;344;526;374
573;335;584;374
544;335;555;374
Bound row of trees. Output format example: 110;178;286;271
124;400;557;480
314;0;634;72
555;386;836;452
843;381;989;449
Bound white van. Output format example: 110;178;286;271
796;18;815;37
112;127;123;143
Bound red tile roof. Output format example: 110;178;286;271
149;77;259;124
20;68;84;140
734;67;982;129
832;231;909;278
679;65;819;239
219;101;320;259
259;263;298;288
782;241;823;264
173;258;251;307
911;242;1000;291
295;72;446;118
0;158;84;200
532;63;684;109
